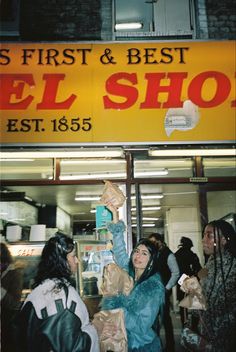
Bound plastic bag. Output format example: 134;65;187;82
100;181;126;208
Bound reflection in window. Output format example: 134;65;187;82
131;183;199;236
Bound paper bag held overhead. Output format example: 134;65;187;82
100;181;126;208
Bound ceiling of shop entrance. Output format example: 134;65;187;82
1;183;199;234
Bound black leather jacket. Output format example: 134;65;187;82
15;279;98;352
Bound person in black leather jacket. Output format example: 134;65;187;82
15;233;99;352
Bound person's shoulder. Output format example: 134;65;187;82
162;245;172;255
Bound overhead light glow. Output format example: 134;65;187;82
115;22;143;30
141;194;163;199
75;196;100;201
1;159;35;161
131;206;161;211
132;223;155;227
134;169;168;177
0;148;124;159
131;194;163;200
132;217;159;221
149;148;236;157
61;172;126;180
61;159;126;165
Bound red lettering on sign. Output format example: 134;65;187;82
140;72;187;108
0;74;34;109
103;72;138;109
0;73;77;110
188;71;231;107
37;74;77;109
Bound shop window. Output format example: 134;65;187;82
203;157;236;177
114;0;194;39
133;157;194;178
131;183;201;249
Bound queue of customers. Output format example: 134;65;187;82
1;207;236;352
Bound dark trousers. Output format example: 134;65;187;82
162;291;175;352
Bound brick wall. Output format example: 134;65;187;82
205;0;236;39
20;0;106;40
18;0;236;41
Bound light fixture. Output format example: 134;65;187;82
131;206;161;211
0;148;124;159
1;159;35;162
149;148;236;157
134;169;168;177
132;223;155;227
139;194;163;200
61;172;126;180
61;160;126;165
131;195;162;200
132;217;159;221
75;196;100;201
115;22;143;30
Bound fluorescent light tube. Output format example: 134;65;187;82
141;194;163;199
75;196;100;201
132;217;159;221
61;172;126;180
149;149;236;157
131;206;161;211
0;149;124;159
115;22;143;30
135;170;168;176
61;160;126;165
132;223;155;227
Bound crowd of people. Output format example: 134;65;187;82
1;208;236;352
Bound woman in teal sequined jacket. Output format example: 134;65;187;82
101;204;165;352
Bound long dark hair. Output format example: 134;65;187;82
33;233;75;289
128;238;158;284
203;219;236;317
0;242;13;272
204;219;236;258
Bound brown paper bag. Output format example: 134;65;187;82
100;181;126;208
92;264;133;352
93;309;128;352
101;263;134;296
179;276;206;310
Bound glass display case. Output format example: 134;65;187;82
6;239;114;318
75;239;114;318
75;239;114;297
7;241;45;301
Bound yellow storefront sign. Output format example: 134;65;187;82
0;41;235;144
